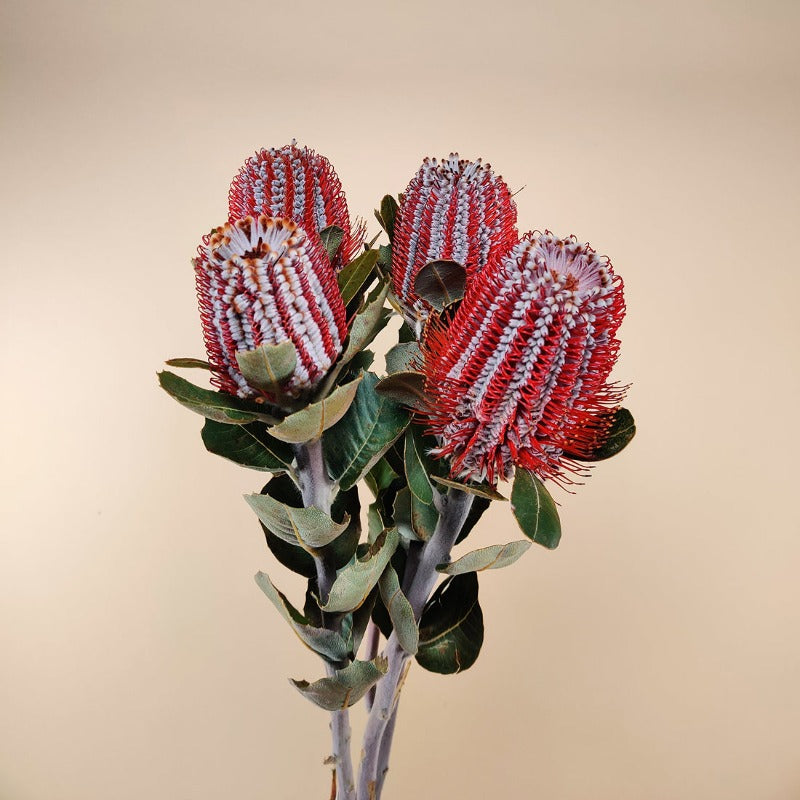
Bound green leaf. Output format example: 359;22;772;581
431;475;506;501
404;431;434;505
378;565;418;654
165;357;212;370
416;573;484;675
201;420;295;473
414;260;467;311
158;371;276;425
324;372;410;491
377;244;392;271
245;493;350;554
261;477;360;578
291;657;388;711
566;407;636;461
235;342;297;395
438;541;532;575
393;486;438;542
374;371;429;412
319;225;345;262
337;249;379;306
254;572;349;663
320;528;400;613
510;469;561;549
364;458;399;497
385;342;422;375
334;286;391;375
378;195;398;242
268;376;363;443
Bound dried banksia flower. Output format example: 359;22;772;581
420;232;626;485
228;142;365;270
194;215;347;399
391;153;518;324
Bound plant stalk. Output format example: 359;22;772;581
294;440;356;800
356;488;474;800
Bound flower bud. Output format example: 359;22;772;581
228;142;364;270
391;154;518;323
420;232;626;485
194;215;347;399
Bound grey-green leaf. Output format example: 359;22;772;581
254;572;349;663
379;565;418;654
385;342;422;375
235;342;297;395
158;371;275;425
320;528;400;613
320;225;345;262
414;260;467;311
324;372;410;491
374;371;429;412
245;493;350;553
336;286;391;371
338;249;379;306
165;357;212;370
431;475;506;501
201;420;295;473
567;407;636;461
416;573;483;675
268;376;363;443
510;469;561;549
291;657;388;710
438;541;532;575
405;432;434;505
379;195;398;242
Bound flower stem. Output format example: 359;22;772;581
294;440;356;800
357;488;474;800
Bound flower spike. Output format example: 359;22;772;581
420;232;626;485
228;142;365;270
194;215;347;399
391;153;518;326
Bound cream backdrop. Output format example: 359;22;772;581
2;1;799;798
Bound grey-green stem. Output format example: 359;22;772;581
294;440;356;800
357;488;474;800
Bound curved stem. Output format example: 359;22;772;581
294;440;356;800
357;489;474;799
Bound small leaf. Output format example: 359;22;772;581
165;357;212;370
337;249;379;306
438;541;532;575
416;573;483;674
364;458;398;497
320;528;400;613
510;469;561;549
336;286;391;373
375;371;429;412
377;244;392;271
414;260;467;311
378;195;398;242
158;371;275;425
379;565;418;654
566;407;636;461
393;486;437;542
235;341;297;395
201;420;295;473
254;572;349;663
385;341;422;375
245;493;349;553
268;376;363;443
431;475;506;501
404;432;434;505
324;372;410;491
320;225;345;262
291;657;388;710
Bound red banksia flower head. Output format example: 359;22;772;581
228;141;365;270
421;231;626;485
194;215;347;399
391;153;518;326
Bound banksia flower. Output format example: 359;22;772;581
391;154;518;324
420;232;626;485
194;215;347;399
228;142;365;270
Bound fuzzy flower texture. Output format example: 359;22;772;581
392;154;626;485
194;143;354;399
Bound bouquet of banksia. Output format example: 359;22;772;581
159;142;635;800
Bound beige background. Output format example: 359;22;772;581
2;0;799;798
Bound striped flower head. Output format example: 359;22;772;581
228;142;365;270
194;215;347;399
391;153;518;325
420;232;626;485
